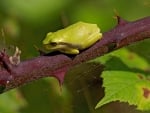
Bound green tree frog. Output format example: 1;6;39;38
43;21;102;54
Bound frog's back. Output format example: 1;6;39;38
55;21;100;43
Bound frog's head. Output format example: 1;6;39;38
43;32;66;50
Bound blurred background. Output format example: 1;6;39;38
0;0;150;113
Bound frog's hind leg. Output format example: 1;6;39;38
81;31;102;49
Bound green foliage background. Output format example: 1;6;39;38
0;0;150;113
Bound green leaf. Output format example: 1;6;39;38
95;71;150;110
111;48;150;70
93;48;150;70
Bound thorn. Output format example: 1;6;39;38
113;9;120;17
113;9;129;26
34;45;46;55
115;16;129;26
33;45;39;51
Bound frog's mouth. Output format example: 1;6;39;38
44;43;67;50
45;42;82;50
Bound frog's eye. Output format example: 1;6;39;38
50;42;57;46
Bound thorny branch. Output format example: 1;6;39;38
0;16;150;93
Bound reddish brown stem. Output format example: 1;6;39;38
0;16;150;93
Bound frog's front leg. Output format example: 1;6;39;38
59;47;79;54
